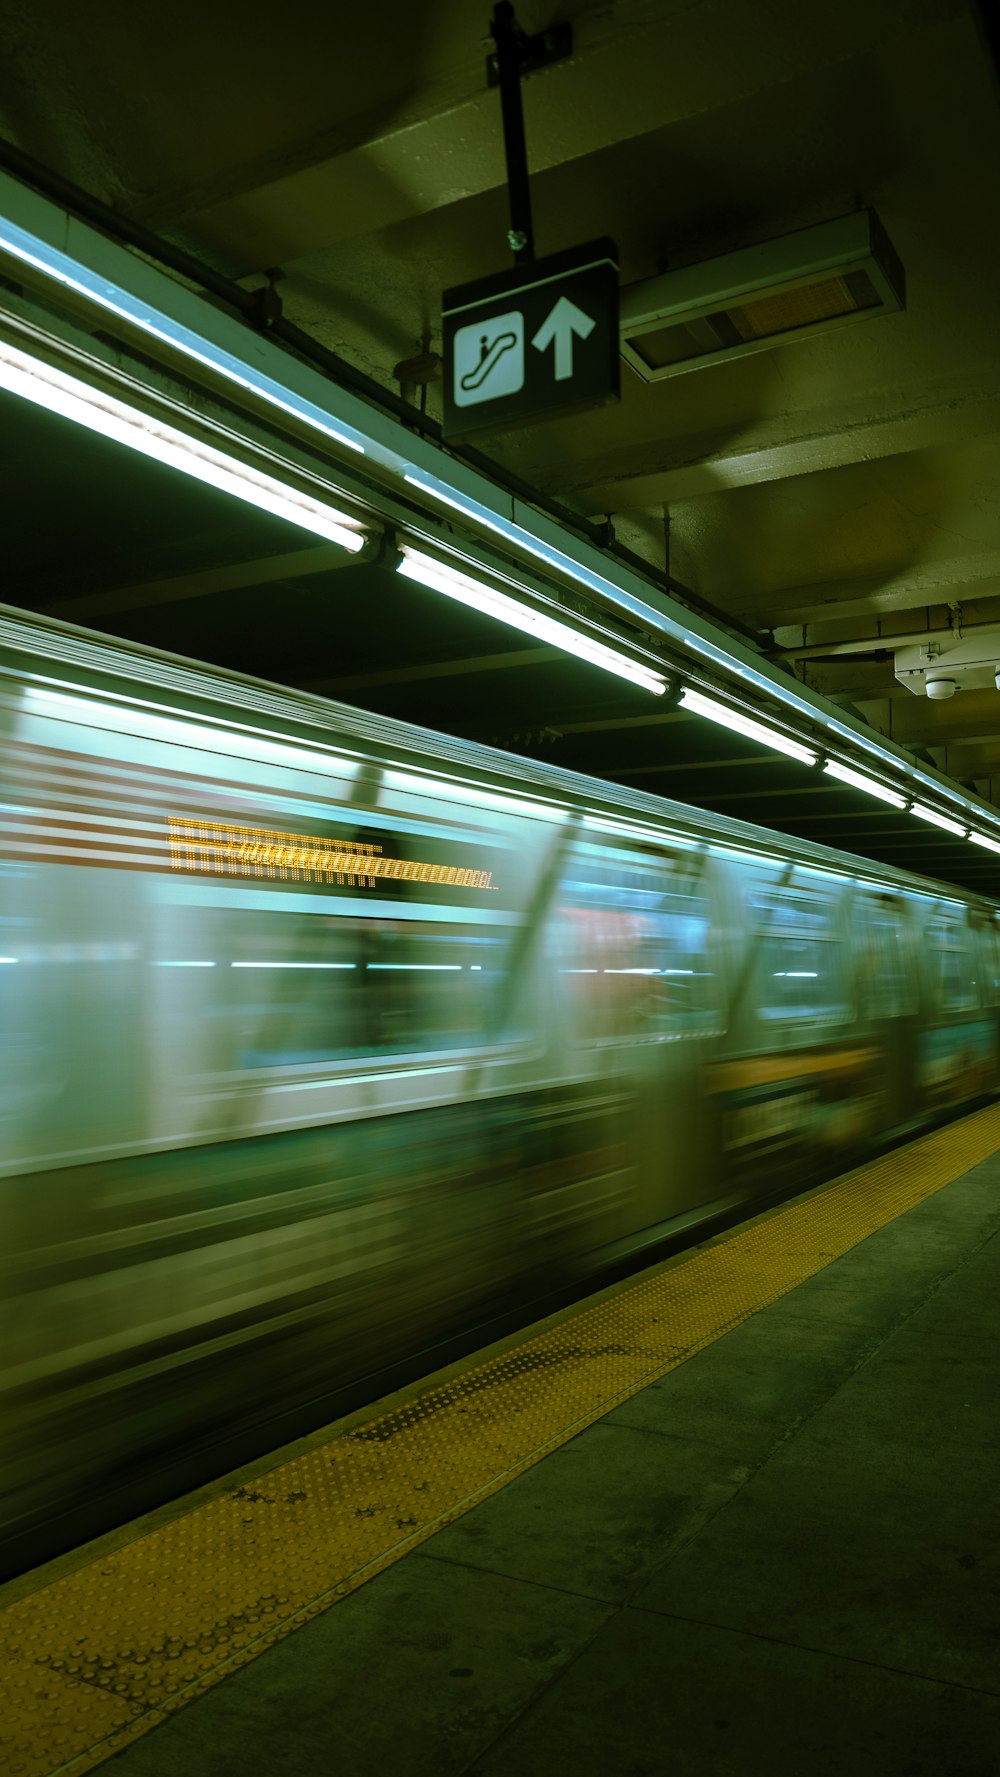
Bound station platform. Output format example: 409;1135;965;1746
3;1107;1000;1777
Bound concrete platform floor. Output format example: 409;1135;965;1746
108;1156;1000;1777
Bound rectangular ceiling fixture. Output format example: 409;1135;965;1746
620;211;904;383
679;687;817;765
396;546;667;695
969;832;1000;855
824;760;907;808
0;336;367;552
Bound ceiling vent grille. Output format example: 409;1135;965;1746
620;211;904;383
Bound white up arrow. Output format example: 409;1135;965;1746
531;296;596;381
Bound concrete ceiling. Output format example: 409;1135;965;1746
3;0;1000;892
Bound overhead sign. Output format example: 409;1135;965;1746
442;237;619;438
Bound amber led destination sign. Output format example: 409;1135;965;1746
442;237;620;438
168;818;497;891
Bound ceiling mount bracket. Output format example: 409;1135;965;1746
488;1;568;262
485;15;571;88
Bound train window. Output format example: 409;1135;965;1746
749;886;850;1026
181;909;510;1068
558;843;719;1042
854;897;912;1018
926;911;979;1012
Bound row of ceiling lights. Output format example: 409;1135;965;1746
400;472;1000;858
676;687;1000;857
4;325;1000;869
1;190;999;882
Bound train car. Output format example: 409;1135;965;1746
2;605;999;1575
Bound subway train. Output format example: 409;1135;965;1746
3;604;999;1576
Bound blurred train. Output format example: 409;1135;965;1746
3;604;1000;1575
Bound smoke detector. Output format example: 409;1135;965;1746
895;627;1000;697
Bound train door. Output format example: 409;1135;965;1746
554;834;722;1238
852;891;916;1136
918;904;993;1112
704;872;878;1196
977;916;1000;1089
638;859;724;1220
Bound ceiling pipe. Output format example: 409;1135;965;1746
770;620;1000;662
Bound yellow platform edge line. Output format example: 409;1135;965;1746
3;1102;999;1777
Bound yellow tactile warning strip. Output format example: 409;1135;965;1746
4;1102;1000;1777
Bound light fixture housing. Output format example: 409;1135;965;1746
396;545;668;696
0;337;367;552
911;804;966;838
823;760;907;808
679;687;817;765
620;210;904;383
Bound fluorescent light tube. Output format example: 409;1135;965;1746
969;832;1000;855
396;546;667;696
679;688;817;765
911;804;966;837
823;760;906;807
0;339;367;551
404;471;694;643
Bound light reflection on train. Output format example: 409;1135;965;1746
2;612;1000;1572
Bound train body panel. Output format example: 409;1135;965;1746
2;606;999;1573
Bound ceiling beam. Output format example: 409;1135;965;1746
305;646;555;692
534;372;1000;511
734;544;1000;629
773;600;1000;658
159;0;951;273
38;544;346;621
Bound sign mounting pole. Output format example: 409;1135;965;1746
490;2;535;263
440;13;616;437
